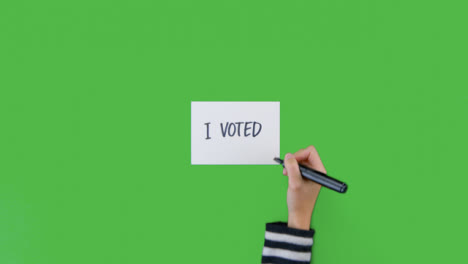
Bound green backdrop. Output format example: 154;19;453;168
1;0;467;263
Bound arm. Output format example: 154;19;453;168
261;146;325;264
261;222;315;264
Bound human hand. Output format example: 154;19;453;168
283;145;326;230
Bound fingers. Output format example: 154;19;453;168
284;153;302;188
293;145;327;174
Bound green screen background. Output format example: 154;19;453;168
1;1;467;263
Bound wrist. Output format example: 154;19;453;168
288;213;312;230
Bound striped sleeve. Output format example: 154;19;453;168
261;222;315;264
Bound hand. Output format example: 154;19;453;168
283;145;326;230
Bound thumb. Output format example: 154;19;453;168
284;153;302;189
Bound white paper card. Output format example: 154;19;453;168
191;101;280;165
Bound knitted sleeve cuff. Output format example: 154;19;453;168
261;222;315;264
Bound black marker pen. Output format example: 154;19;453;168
274;157;348;193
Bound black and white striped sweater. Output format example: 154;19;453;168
262;222;315;264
